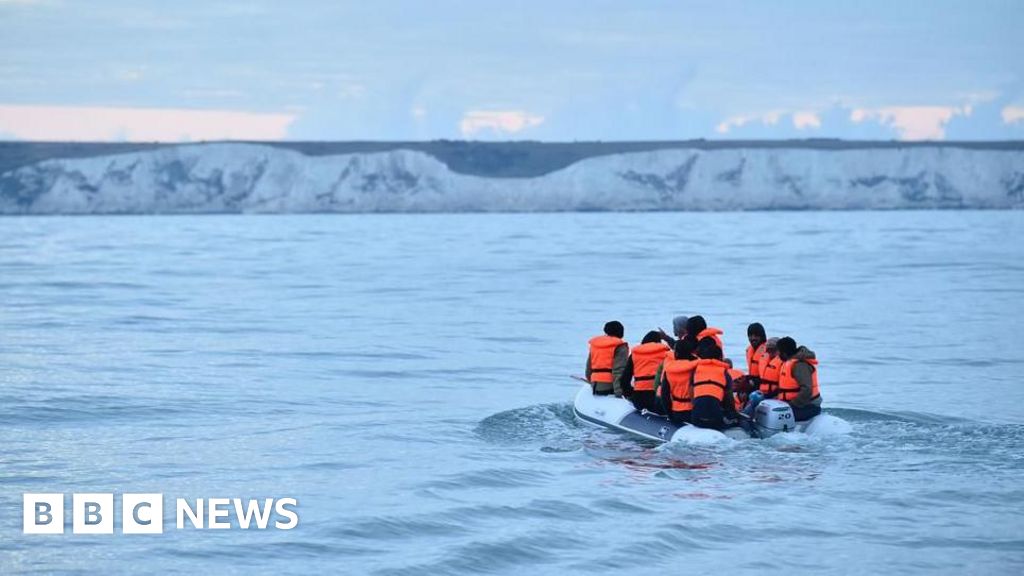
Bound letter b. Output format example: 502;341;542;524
73;493;113;534
84;502;103;525
36;502;52;525
23;494;64;534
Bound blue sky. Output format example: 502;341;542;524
1;0;1022;141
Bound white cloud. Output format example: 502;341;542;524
113;66;148;82
715;110;786;134
850;105;969;140
0;104;296;141
459;110;544;137
792;111;821;130
715;115;753;133
1002;106;1024;125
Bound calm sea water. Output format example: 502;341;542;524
1;211;1022;575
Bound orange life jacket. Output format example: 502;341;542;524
662;359;697;413
728;367;746;411
688;358;731;402
757;347;772;375
746;342;766;377
777;357;820;403
588;336;626;385
696;327;724;352
630;342;670;392
759;355;782;396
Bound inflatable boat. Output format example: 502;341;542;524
572;383;819;441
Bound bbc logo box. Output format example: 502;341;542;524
23;493;163;535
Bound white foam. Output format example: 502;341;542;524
669;425;736;446
803;414;853;437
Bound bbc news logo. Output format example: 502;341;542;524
23;493;299;534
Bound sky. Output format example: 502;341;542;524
1;0;1022;142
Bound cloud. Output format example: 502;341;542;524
0;104;296;141
1002;106;1024;125
850;106;969;140
459;110;544;137
715;114;754;134
715;110;793;134
792;111;821;130
113;66;148;82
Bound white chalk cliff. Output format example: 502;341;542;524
1;143;1022;213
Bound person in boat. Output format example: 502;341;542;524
662;314;702;365
586;321;630;397
684;315;706;344
745;322;768;378
686;315;725;355
774;336;822;421
724;358;749;413
658;315;689;347
743;337;780;418
658;338;698;425
623;330;671;413
688;337;739;430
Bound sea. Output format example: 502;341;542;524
1;210;1022;575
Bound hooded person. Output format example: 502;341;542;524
658;315;689;347
685;315;707;341
775;336;822;421
657;337;698;425
586;321;630;397
685;314;725;356
623;330;671;413
724;358;749;412
743;337;781;418
686;337;739;430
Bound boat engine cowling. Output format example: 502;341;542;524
754;399;797;437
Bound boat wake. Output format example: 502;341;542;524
478;399;1023;458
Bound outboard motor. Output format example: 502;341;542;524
753;399;797;438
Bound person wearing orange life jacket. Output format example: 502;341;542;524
586;321;630;397
696;326;724;351
623;330;671;413
774;336;822;421
687;337;739;430
758;338;782;395
685;314;725;355
743;337;780;418
745;322;767;378
724;358;749;412
684;315;707;345
657;338;698;425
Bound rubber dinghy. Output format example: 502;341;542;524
572;383;820;441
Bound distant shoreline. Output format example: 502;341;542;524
3;139;1024;179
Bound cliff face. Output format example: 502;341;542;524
1;143;1022;213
